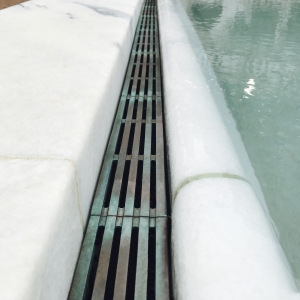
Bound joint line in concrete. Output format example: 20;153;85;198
173;172;248;201
0;155;84;230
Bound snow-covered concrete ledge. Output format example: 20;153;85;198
157;0;300;299
0;0;142;298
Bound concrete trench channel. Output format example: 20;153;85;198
68;0;173;299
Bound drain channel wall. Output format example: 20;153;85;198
157;0;300;299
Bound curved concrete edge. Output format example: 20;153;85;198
157;0;262;205
173;179;298;299
157;0;300;298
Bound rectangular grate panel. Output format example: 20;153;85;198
69;216;170;300
90;0;166;219
69;0;171;299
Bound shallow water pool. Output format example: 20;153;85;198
180;0;300;287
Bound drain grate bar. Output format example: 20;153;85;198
68;0;171;298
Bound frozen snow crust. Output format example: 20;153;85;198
0;0;142;298
157;0;300;298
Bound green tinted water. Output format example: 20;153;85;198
180;0;300;286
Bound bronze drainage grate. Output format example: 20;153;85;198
68;0;172;299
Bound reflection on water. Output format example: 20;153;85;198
180;0;300;287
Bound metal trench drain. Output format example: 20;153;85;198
68;0;172;299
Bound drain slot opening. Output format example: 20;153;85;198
131;65;136;78
125;227;139;299
122;100;129;120
127;123;136;155
145;79;149;96
151;123;156;155
150;161;156;208
115;124;125;154
134;160;144;208
139;123;146;155
104;226;122;300
143;100;147;120
104;161;118;208
132;100;138;119
128;79;133;95
119;161;131;208
85;225;105;300
147;227;156;299
152;100;156;120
